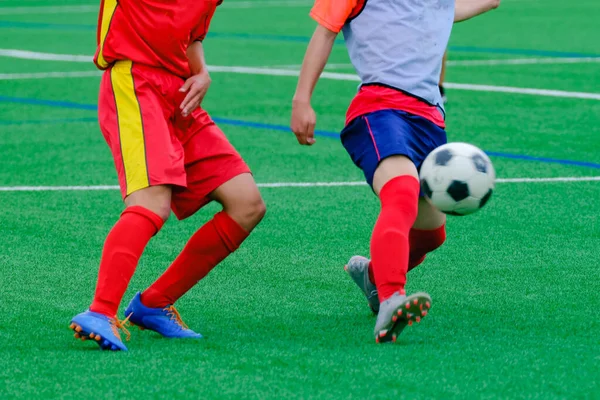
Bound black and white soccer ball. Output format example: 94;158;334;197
420;142;495;216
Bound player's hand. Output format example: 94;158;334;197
291;98;317;146
179;71;211;117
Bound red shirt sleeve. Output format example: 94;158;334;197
310;0;363;33
191;0;222;42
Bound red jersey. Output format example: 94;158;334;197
310;0;445;128
94;0;222;78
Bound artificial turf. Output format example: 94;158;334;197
0;0;599;398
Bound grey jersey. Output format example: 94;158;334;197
341;0;455;116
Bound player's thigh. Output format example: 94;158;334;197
341;110;441;195
170;112;254;222
372;156;418;195
413;197;446;230
99;61;186;202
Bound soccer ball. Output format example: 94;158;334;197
419;142;495;216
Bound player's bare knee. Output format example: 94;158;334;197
241;195;266;228
226;194;266;232
150;204;172;222
125;185;172;222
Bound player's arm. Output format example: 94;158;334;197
454;0;500;22
291;0;357;146
291;24;337;146
180;40;211;117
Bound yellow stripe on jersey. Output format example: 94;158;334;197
96;0;118;68
110;61;149;196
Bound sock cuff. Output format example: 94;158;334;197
212;211;249;252
379;175;420;201
122;206;165;234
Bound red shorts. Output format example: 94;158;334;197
98;61;251;220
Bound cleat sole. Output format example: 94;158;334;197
375;293;432;344
70;319;125;351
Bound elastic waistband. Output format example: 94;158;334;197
110;60;184;81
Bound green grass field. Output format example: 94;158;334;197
1;0;599;398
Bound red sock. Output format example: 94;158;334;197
141;211;249;308
370;176;419;302
90;206;164;317
408;225;447;271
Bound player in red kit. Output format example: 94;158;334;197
69;0;266;351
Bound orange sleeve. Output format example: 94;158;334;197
309;0;361;33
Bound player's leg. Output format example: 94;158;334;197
408;198;447;271
209;173;266;232
88;185;171;316
369;155;431;343
369;155;420;301
125;114;264;338
348;196;447;315
138;173;264;309
341;110;445;342
71;62;183;350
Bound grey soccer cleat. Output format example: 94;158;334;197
345;256;380;314
374;291;432;343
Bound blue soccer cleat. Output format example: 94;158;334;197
124;292;202;339
70;311;129;351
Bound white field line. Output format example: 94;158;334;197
0;5;98;15
208;66;600;101
0;1;309;15
1;52;600;101
0;49;91;62
0;177;599;192
274;57;600;70
442;83;600;100
3;49;598;69
447;57;600;66
0;71;101;80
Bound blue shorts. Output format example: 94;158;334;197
340;109;447;188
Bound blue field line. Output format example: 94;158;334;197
0;117;97;125
485;151;600;169
1;20;599;59
0;96;97;110
1;95;599;170
211;117;339;138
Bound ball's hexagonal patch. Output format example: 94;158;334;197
472;153;488;173
420;179;433;198
480;189;493;208
446;180;470;202
434;149;453;166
